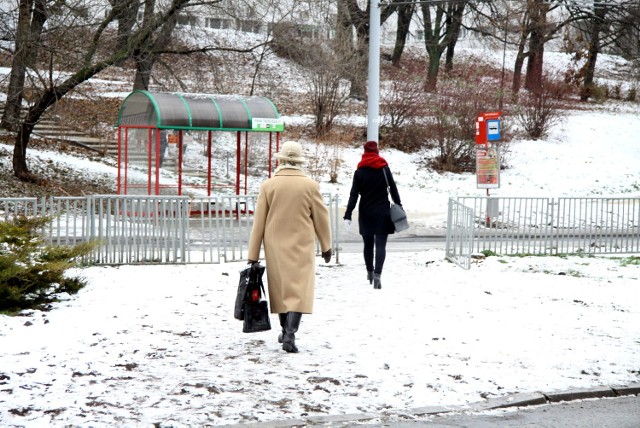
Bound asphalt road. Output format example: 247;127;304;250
226;394;640;427
375;395;640;427
337;236;447;255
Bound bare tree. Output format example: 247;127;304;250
391;2;415;67
380;67;427;152
511;6;531;96
132;0;178;90
564;0;640;101
4;0;232;181
416;0;467;91
0;0;47;132
444;0;465;73
578;2;608;100
610;3;640;60
305;44;350;139
337;0;368;100
335;0;403;99
524;0;551;95
2;0;295;181
515;74;567;139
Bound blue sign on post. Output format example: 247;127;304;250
487;119;500;141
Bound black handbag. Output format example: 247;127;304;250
235;264;260;320
382;168;409;232
243;300;271;333
234;263;271;333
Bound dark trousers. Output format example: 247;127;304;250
362;234;388;275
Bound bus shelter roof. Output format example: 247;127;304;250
116;91;283;132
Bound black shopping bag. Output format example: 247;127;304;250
234;263;270;333
242;300;271;333
234;264;265;320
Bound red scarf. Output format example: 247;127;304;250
357;152;388;169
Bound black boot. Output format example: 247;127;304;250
367;270;373;284
277;313;287;344
282;312;302;353
373;273;381;289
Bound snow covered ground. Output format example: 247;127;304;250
0;250;639;426
1;103;640;425
0;45;639;425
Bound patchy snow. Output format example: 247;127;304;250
1;100;640;425
0;251;638;426
1;43;640;426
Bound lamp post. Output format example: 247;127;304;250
367;0;381;143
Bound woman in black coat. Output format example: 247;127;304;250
343;141;402;289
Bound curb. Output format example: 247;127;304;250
220;383;640;427
480;383;640;409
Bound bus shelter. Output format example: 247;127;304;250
115;91;284;196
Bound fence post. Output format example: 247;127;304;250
333;194;340;264
445;198;453;257
549;198;556;255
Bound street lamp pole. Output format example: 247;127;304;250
367;0;381;143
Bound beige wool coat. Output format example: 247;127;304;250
248;168;332;314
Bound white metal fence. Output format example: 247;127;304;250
0;194;341;265
446;196;640;269
445;198;475;270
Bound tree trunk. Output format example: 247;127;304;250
341;0;401;99
524;0;548;95
444;1;465;73
132;0;177;91
391;4;414;67
335;0;356;96
335;0;353;55
511;12;531;96
13;88;60;181
111;0;140;54
133;55;154;90
352;4;369;101
425;51;441;91
421;2;447;92
580;4;607;101
524;36;544;94
1;0;47;132
350;34;368;100
13;121;36;181
512;51;526;99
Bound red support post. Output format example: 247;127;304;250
124;129;129;195
275;133;281;169
178;130;183;196
207;131;212;196
155;129;161;195
235;132;240;195
268;132;273;178
244;131;248;195
148;128;153;195
117;127;122;194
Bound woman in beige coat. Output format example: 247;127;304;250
248;141;332;353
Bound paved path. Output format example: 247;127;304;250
221;385;640;427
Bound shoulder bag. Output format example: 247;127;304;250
382;168;409;232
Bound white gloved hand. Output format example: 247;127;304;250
344;219;351;231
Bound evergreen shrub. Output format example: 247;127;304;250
0;216;94;314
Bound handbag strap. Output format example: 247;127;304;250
249;266;267;297
381;168;396;206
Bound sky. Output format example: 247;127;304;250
1;48;640;426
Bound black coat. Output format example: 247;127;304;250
344;165;402;236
